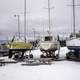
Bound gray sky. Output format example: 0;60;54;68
0;0;80;39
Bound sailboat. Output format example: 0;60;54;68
6;0;32;59
39;0;60;59
66;0;80;60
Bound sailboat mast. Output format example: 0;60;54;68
17;15;20;38
68;0;80;35
72;0;76;34
48;0;51;35
24;0;26;42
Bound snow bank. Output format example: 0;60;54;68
25;47;70;59
25;49;43;59
31;49;43;59
55;47;70;59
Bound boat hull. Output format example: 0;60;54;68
66;38;80;51
67;46;80;52
40;41;59;52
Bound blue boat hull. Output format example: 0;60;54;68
68;46;80;52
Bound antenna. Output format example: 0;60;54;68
68;0;80;35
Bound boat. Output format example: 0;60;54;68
39;0;60;59
66;36;80;51
6;36;32;59
40;36;59;52
66;0;80;60
66;34;80;60
5;0;33;60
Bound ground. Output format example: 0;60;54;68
0;61;80;80
0;47;80;80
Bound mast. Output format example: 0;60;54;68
48;0;51;35
69;0;80;35
24;0;26;42
47;0;54;36
17;15;20;38
72;0;76;34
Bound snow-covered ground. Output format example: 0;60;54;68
25;47;70;60
0;47;80;80
0;61;80;80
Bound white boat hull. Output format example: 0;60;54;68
40;41;59;51
66;38;80;51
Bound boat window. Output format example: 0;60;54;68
45;36;52;41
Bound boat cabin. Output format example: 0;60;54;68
44;36;53;41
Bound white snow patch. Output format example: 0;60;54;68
0;61;80;80
25;49;43;59
25;47;70;59
55;47;70;59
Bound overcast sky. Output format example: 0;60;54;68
0;0;80;39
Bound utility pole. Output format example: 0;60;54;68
14;14;20;38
